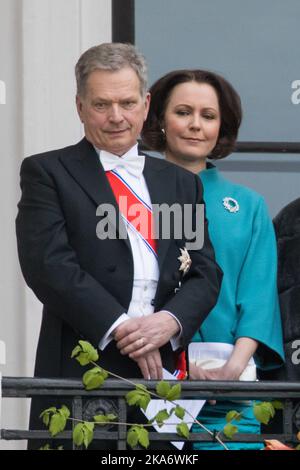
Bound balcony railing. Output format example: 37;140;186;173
139;141;300;154
1;377;300;450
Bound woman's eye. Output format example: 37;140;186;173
176;110;190;116
203;114;217;120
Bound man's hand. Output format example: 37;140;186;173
114;311;180;359
134;349;163;380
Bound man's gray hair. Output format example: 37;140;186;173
75;42;148;97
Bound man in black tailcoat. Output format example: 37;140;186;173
16;43;222;449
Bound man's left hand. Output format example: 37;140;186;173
114;311;180;359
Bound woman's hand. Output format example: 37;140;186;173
189;362;241;381
189;337;259;405
189;361;245;405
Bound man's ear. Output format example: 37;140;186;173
143;92;151;120
76;95;84;122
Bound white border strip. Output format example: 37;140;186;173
0;80;6;104
0;340;6;429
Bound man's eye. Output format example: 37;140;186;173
95;103;106;109
123;101;135;109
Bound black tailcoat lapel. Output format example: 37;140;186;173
59;138;131;252
143;155;176;271
60;139;177;270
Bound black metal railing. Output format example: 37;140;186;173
139;141;300;155
1;377;300;450
232;142;300;154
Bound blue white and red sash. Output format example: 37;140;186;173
106;169;187;380
173;351;187;380
106;169;157;257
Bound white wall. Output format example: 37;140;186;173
0;0;112;450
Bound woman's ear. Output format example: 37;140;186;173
159;119;165;132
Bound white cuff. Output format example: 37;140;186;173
98;313;130;350
163;311;183;351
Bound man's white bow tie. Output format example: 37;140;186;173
101;151;145;177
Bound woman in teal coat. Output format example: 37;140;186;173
142;69;284;450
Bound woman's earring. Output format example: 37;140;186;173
161;128;165;135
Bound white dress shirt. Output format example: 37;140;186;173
94;145;182;351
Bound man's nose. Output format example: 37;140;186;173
108;104;124;123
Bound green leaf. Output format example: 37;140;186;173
93;415;107;424
295;444;300;451
127;426;149;449
272;400;284;410
126;387;151;411
80;340;99;361
82;367;108;390
40;406;57;416
71;340;99;366
176;422;189;439
127;426;139;449
40;407;57;427
72;422;94;449
49;412;67;437
94;414;117;425
74;423;84;447
136;384;148;392
138;427;150;449
225;410;241;423
175;405;185;420
166;383;181;401
39;444;64;451
153;409;170;427
139;394;151;412
106;414;117;422
39;444;51;450
223;423;238;439
71;345;81;359
265;402;275;418
42;414;50;427
253;402;275;425
83;422;95;449
59;405;70;420
40;406;69;436
126;390;142;407
73;423;84;447
156;381;171;398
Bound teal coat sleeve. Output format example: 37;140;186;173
234;197;284;369
195;166;284;371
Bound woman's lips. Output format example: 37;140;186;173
183;137;205;143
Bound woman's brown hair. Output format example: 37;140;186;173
142;69;242;159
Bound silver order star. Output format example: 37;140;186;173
178;247;192;276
